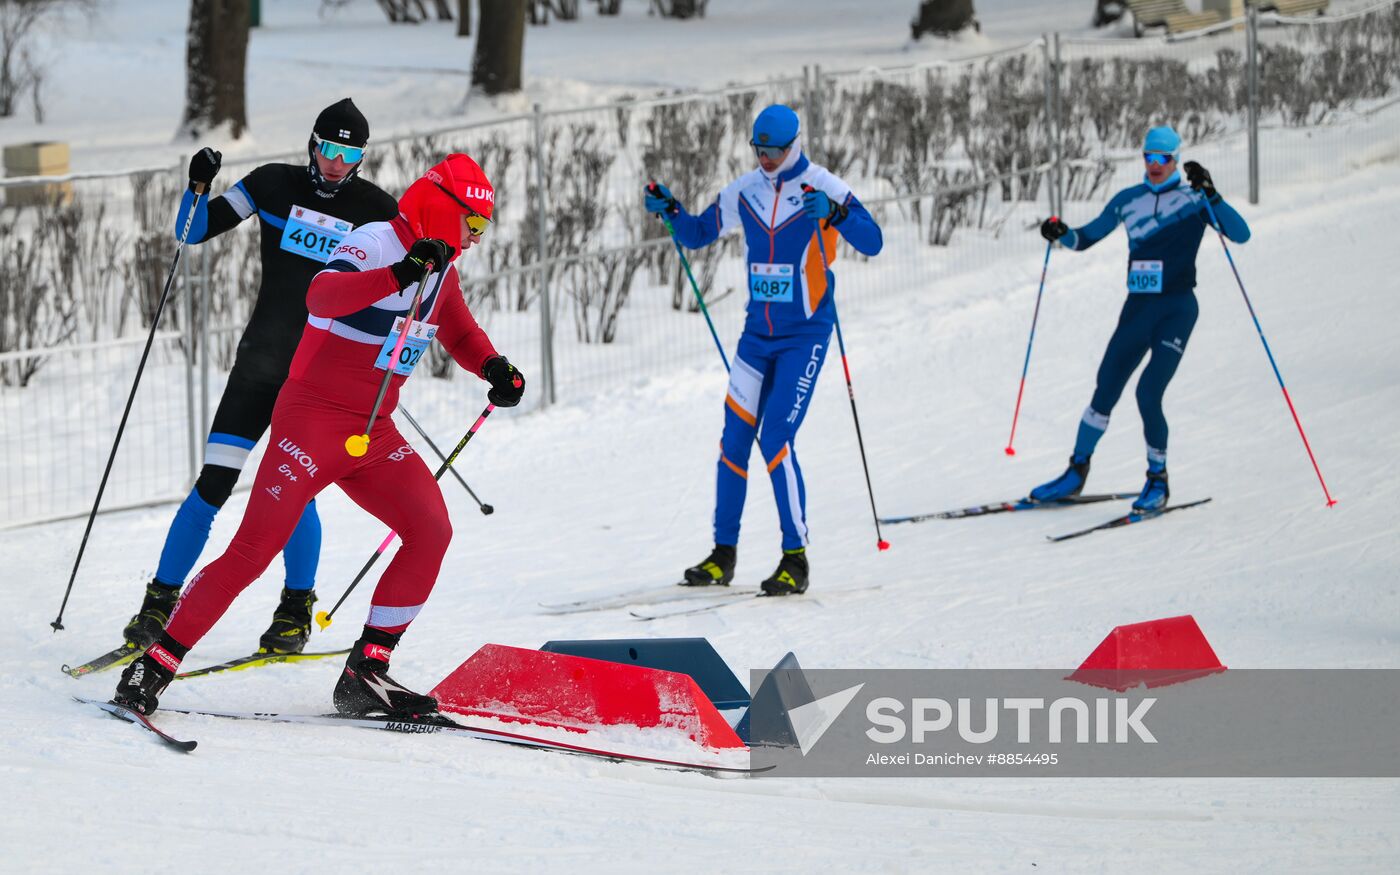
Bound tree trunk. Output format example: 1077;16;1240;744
457;0;471;35
182;0;251;139
472;0;526;95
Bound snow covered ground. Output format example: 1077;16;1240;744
3;1;1399;872
3;125;1397;874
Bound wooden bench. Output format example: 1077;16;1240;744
1164;10;1225;33
1126;0;1185;35
1126;0;1225;36
1260;0;1329;16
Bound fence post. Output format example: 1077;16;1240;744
1247;0;1260;205
532;103;556;408
1052;31;1066;216
198;246;211;440
809;65;825;165
1041;34;1060;217
182;237;198;488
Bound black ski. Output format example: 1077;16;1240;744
176;648;350;680
156;705;761;775
62;643;141;678
880;493;1135;525
76;696;197;753
1048;498;1214;543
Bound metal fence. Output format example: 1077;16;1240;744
2;0;1397;528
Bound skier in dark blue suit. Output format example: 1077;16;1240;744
646;104;883;595
1030;125;1251;511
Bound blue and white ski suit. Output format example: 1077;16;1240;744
1061;172;1250;465
668;153;883;550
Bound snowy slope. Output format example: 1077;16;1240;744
3;130;1398;872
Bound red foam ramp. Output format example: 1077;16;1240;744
1068;615;1226;692
430;644;745;750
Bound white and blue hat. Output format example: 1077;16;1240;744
752;104;801;147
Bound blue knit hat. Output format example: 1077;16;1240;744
1143;125;1181;156
752;104;801;147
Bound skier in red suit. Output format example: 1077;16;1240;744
113;154;526;718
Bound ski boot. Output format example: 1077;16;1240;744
760;548;809;597
257;587;317;655
112;637;184;715
1028;454;1091;503
1132;468;1170;512
333;636;438;718
122;580;181;649
682;544;737;587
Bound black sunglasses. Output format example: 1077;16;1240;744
751;139;795;161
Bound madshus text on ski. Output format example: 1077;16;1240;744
51;94;1333;747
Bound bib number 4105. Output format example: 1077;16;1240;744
1127;259;1164;294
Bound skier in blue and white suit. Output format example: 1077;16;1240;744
1029;125;1251;512
646;104;883;595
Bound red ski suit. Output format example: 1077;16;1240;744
165;216;497;647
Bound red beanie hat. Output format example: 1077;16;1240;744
398;153;494;255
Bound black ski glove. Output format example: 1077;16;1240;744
645;181;680;216
482;356;526;408
1040;217;1069;242
390;238;455;290
188;147;221;191
1183;161;1219;202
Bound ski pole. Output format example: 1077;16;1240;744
315;403;495;631
648;179;730;370
51;183;209;633
802;184;890;552
1202;198;1336;507
398;404;493;514
344;262;444;458
1005;235;1055;456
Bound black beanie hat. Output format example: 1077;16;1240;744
313;98;370;147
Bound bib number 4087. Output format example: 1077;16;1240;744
749;263;794;303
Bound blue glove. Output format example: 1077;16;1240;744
801;187;848;225
645;181;680;216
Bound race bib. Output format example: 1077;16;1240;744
373;317;438;376
1127;260;1164;294
279;205;353;263
749;263;794;303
